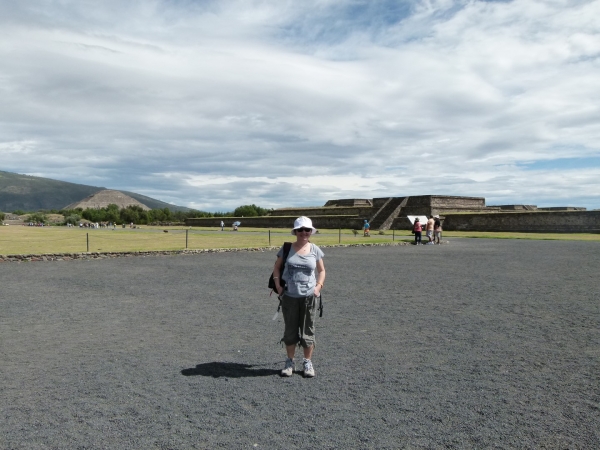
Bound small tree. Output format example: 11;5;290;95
138;209;149;224
82;208;105;223
26;212;48;224
106;210;119;224
0;212;5;222
64;214;81;226
120;205;143;224
233;204;269;217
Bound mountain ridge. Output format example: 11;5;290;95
0;170;189;212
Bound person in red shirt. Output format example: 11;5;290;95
413;218;423;245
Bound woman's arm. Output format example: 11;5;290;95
314;259;326;296
273;256;284;296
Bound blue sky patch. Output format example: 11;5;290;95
517;157;600;171
276;0;414;49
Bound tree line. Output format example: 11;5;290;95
1;204;272;225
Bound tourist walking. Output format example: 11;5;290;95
272;216;325;378
434;215;442;244
413;218;423;245
363;219;371;237
220;220;224;231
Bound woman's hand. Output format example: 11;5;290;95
276;284;284;296
314;284;322;297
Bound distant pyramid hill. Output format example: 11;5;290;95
0;170;104;212
120;191;189;212
64;190;151;211
0;170;189;212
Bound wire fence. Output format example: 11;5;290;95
0;227;411;255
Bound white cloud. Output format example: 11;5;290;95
1;0;599;211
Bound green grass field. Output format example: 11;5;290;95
0;225;598;255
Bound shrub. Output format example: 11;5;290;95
64;214;81;226
233;204;270;217
26;212;48;224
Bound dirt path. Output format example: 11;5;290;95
1;239;599;448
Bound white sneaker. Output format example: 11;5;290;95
303;359;315;377
281;358;294;377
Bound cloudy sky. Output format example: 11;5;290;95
1;0;599;211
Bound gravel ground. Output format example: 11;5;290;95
1;239;599;449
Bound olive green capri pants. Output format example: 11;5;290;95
281;293;317;348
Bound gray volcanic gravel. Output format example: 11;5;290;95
1;239;599;449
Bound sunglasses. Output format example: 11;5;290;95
295;227;312;233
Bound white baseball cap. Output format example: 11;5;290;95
291;216;316;235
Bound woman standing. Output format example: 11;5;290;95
434;215;442;244
413;217;423;245
272;216;325;377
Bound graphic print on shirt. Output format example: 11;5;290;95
287;261;314;285
278;244;324;297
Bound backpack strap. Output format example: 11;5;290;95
318;294;323;318
281;242;292;275
270;242;293;297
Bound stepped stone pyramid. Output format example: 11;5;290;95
63;189;150;211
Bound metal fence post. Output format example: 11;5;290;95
393;229;395;241
86;233;89;252
269;230;271;246
186;229;188;249
339;227;341;244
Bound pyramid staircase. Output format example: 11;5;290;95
369;197;410;230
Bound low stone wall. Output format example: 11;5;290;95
0;249;244;263
0;242;410;263
431;195;486;209
492;205;537;211
538;207;587;211
323;199;373;207
185;211;600;233
371;195;489;218
442;211;600;233
402;195;489;216
269;207;373;217
186;215;367;230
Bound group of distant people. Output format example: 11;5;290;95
75;222;113;229
71;222;136;229
413;215;442;245
218;220;240;231
78;222;103;229
363;216;442;244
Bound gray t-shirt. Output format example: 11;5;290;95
277;243;324;297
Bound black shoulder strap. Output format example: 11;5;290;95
282;242;292;265
270;242;293;295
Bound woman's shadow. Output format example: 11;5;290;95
181;362;280;378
